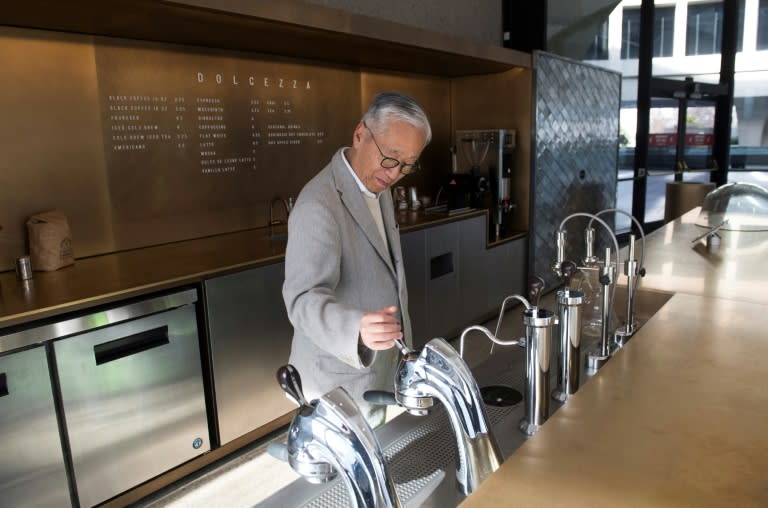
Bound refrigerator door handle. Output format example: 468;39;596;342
0;372;7;397
93;326;170;365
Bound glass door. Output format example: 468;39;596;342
638;77;725;227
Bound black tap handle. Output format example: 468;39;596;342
528;276;545;307
560;260;577;287
277;364;310;407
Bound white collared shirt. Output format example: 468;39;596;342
342;148;388;248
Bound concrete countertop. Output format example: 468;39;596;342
459;207;768;508
0;208;522;331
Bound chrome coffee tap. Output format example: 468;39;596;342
587;209;647;348
276;365;401;508
552;261;584;403
391;338;502;495
459;276;557;437
554;212;621;373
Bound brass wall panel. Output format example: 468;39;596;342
94;38;359;251
0;25;529;274
0;27;361;270
0;27;113;272
451;69;532;231
361;71;451;201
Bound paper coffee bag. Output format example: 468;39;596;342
26;209;75;271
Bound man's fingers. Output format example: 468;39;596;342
359;306;403;350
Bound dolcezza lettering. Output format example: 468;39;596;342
196;72;311;90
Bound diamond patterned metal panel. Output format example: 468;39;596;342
530;52;621;290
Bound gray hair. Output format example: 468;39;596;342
361;92;432;145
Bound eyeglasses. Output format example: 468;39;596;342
364;122;421;175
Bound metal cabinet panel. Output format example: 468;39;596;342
0;346;71;508
484;237;527;310
426;221;462;339
204;262;294;445
459;217;527;324
54;303;209;508
458;215;488;323
401;229;428;348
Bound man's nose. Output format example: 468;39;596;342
384;165;401;181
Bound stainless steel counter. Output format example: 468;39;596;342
0;209;509;331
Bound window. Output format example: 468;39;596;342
759;0;768;49
586;19;609;59
686;1;745;55
654;6;675;57
622;8;641;59
687;2;722;55
624;6;677;59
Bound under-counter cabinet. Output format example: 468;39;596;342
401;215;526;347
402;222;461;347
52;289;210;507
0;346;71;507
204;261;295;445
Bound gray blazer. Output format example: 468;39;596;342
282;148;411;414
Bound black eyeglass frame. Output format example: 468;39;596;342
363;122;421;175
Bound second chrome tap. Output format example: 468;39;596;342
389;338;502;495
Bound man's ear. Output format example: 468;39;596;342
352;122;365;147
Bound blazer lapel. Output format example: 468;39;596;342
331;152;396;276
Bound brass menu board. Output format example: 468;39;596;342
95;40;359;245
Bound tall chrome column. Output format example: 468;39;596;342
519;305;556;435
614;234;639;347
552;261;584;402
586;248;616;372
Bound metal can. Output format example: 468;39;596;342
15;256;33;280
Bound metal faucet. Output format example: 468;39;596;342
459;276;557;436
586;209;647;348
391;338;502;495
269;197;294;236
276;365;402;508
554;212;621;373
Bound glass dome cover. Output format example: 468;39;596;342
695;182;768;231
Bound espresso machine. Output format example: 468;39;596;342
453;129;517;239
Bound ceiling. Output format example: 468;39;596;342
547;0;622;59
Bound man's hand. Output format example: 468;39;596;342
359;305;402;350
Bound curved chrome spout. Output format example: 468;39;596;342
588;208;647;346
556;212;620;360
279;366;401;508
557;212;621;269
394;338;502;495
587;208;646;271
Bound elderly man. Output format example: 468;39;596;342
282;91;432;426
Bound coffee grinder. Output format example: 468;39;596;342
454;129;517;239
